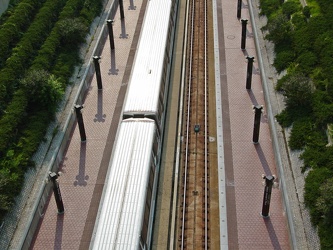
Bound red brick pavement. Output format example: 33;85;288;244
30;1;145;249
219;0;290;249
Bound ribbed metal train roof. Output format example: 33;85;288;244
92;118;156;249
123;0;172;116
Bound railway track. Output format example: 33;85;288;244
177;0;209;248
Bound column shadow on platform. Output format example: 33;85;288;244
109;50;119;75
74;142;88;186
94;91;106;122
264;218;282;250
247;89;258;106
53;214;64;250
120;19;128;39
129;0;136;10
255;143;272;176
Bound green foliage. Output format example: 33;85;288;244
0;0;47;68
263;13;293;45
0;0;67;112
0;172;13;213
288;118;314;150
273;49;295;73
292;27;313;55
282;0;301;19
259;0;281;17
291;12;307;29
316;177;333;224
20;69;64;109
305;167;333;224
261;0;333;245
276;72;314;109
295;51;318;75
312;90;333;125
0;0;104;223
302;6;311;18
318;223;333;250
0;89;28;157
58;18;88;47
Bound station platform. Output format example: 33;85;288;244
30;0;295;249
212;0;291;249
30;1;146;249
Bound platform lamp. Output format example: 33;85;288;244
48;172;64;214
106;20;115;50
261;175;278;217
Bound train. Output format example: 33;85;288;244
90;0;179;248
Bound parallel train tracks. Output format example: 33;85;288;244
177;0;209;248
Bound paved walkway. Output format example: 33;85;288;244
214;0;291;249
30;1;146;249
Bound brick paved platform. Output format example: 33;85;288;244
216;0;291;249
30;1;146;249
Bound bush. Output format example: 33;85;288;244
288;118;313;150
274;49;295;72
0;0;104;225
0;0;67;113
305;167;333;224
264;13;293;45
312;90;333;125
259;0;281;17
0;0;47;68
303;6;311;18
282;0;302;19
276;72;314;109
0;89;28;157
291;12;307;29
58;18;88;47
21;69;64;109
296;51;318;75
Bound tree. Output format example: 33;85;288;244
58;18;88;47
20;69;64;109
263;13;293;45
316;177;333;224
276;72;314;109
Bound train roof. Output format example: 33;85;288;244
91;118;156;249
123;0;172;115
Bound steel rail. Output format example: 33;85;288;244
180;0;195;247
204;0;208;247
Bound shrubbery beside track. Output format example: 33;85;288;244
260;0;333;248
0;0;103;222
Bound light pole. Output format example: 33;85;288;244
93;56;102;90
261;175;276;217
252;105;263;143
74;104;86;142
106;19;115;50
49;172;64;214
237;0;242;19
119;0;124;19
246;56;254;89
241;19;248;50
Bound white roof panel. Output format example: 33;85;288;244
123;0;172;117
92;118;156;249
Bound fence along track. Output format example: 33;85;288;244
178;0;209;247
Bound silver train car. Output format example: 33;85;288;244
91;118;160;249
122;0;178;130
90;0;178;248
